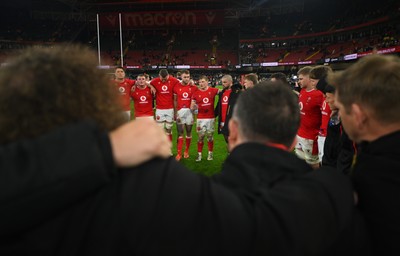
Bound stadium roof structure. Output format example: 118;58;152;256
0;0;301;11
0;0;305;20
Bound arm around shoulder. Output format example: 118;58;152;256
0;121;116;235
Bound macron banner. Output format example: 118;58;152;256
99;10;225;29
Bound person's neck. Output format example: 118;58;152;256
137;85;146;89
305;85;315;91
116;78;124;82
230;135;292;151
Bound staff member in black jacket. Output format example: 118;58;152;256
329;54;400;255
215;75;243;145
321;84;355;174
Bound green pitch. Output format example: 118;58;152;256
130;105;227;176
169;121;228;176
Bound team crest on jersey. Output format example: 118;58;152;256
140;96;147;102
119;87;125;93
183;92;189;98
203;98;209;104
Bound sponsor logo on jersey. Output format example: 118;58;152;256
223;95;229;102
183;92;189;98
162;85;168;91
203;97;209;104
140;96;147;102
119;87;125;93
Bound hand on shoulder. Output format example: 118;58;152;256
109;119;171;167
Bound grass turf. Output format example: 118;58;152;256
130;96;228;176
170;121;228;176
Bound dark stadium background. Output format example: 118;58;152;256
1;0;399;83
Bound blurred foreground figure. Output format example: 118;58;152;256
329;54;400;256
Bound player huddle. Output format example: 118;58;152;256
114;65;337;168
114;67;227;162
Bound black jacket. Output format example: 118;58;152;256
0;122;115;238
0;125;366;255
352;131;400;255
215;83;243;135
216;143;368;256
322;113;355;175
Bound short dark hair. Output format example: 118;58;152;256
309;65;332;80
159;69;169;78
270;72;287;84
233;81;300;147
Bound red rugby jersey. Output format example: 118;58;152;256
115;79;135;111
131;86;154;118
298;88;324;140
192;87;219;119
174;83;198;110
151;76;180;110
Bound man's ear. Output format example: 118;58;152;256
228;118;239;151
351;103;367;130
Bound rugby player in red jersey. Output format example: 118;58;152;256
114;66;135;121
191;75;219;162
130;74;154;120
173;70;197;160
295;66;324;169
150;69;180;142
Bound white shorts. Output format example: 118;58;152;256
176;108;194;125
155;108;174;123
295;135;320;165
317;135;326;162
196;118;215;135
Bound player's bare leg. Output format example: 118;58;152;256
175;123;184;161
184;124;193;158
